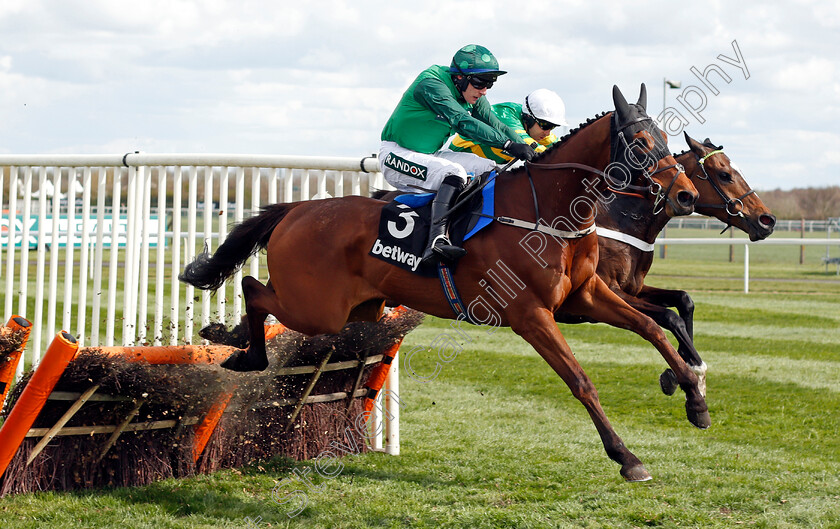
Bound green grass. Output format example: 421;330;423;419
2;260;839;528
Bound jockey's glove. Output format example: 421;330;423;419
503;140;536;161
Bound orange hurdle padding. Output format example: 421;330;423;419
363;340;402;413
88;344;239;365
361;306;409;412
192;389;234;462
0;316;33;410
264;323;287;341
0;331;79;478
382;305;409;321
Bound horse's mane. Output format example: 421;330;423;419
673;138;723;159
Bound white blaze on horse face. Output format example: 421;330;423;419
729;161;743;178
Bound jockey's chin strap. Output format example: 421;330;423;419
692;149;756;227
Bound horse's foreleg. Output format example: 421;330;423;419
615;290;706;397
564;278;710;430
510;306;651;482
637;285;697;348
634;285;705;397
220;276;275;372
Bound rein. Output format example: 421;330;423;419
526;159;685;216
441;158;518;220
446;114;686;240
692;149;755;219
466;160;602;239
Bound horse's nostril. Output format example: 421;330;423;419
760;214;776;228
677;191;697;207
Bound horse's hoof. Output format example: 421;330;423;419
220;349;268;372
686;406;711;430
659;369;678;396
621;464;652;482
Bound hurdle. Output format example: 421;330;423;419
0;307;422;495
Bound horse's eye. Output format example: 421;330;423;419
718;171;732;183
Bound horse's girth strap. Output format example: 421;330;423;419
493;217;596;239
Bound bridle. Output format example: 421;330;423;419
692;149;755;219
448;113;687;237
610;116;686;215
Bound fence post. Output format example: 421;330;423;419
800;218;805;265
385;351;400;456
744;243;750;293
729;228;734;262
660;225;667;259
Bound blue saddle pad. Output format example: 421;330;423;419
369;173;497;277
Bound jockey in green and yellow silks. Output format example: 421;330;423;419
450;89;569;163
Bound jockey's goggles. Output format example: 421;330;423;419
468;75;496;89
535;118;557;131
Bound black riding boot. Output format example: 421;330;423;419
420;175;466;265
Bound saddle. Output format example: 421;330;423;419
369;171;497;277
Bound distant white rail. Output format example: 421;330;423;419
654;238;840;292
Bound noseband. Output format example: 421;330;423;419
693;149;755;218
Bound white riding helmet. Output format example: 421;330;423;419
523;89;568;127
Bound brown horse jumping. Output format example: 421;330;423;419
180;85;706;481
558;133;776;396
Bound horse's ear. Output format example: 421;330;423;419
612;85;631;122
637;83;647;111
684;131;705;155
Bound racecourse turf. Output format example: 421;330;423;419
0;258;838;528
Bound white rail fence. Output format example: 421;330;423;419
1;152;404;453
654;238;840;292
0;152;387;367
665;216;837;233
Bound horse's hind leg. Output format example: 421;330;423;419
220;276;276;372
201;278;276;348
510;306;651;482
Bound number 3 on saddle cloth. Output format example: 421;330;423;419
369;172;497;279
370;172;497;323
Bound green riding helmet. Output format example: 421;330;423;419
449;44;507;76
449;44;506;94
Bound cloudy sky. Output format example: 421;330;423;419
0;0;837;190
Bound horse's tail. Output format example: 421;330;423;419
179;203;298;291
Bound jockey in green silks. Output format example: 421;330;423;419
379;44;535;266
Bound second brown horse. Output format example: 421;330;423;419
558;132;776;396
